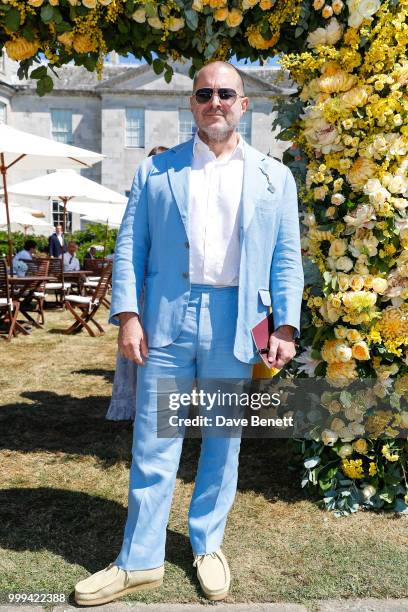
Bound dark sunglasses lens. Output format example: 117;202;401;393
219;89;237;100
195;89;213;103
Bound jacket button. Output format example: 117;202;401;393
182;272;189;279
185;241;189;248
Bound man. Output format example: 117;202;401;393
75;61;303;605
84;246;97;260
48;224;66;258
63;241;80;272
12;239;37;266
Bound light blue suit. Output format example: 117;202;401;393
110;137;304;570
110;138;303;361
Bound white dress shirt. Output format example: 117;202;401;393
188;133;244;286
63;251;80;272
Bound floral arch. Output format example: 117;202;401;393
1;0;407;515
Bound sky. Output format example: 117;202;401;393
116;54;280;67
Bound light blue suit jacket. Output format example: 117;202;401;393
110;137;304;364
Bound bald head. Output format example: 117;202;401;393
193;61;245;95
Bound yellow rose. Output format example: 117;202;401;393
98;0;112;4
242;0;258;8
337;274;350;291
259;0;273;8
247;28;279;49
350;275;365;291
57;31;74;47
313;0;324;8
49;0;59;4
335;343;353;362
346;328;362;343
226;8;243;27
332;0;344;14
147;16;164;28
192;0;203;10
331;417;346;433
334;326;348;339
327;360;358;387
72;33;97;53
326;206;336;217
352;341;370;360
5;37;40;61
28;0;44;6
168;16;185;31
214;7;228;20
82;0;97;7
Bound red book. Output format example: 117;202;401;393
251;312;275;368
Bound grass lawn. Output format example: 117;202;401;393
0;306;407;609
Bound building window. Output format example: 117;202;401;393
52;200;72;232
125;108;145;148
51;109;73;144
0;54;5;74
178;110;197;144
237;111;252;144
0;102;6;124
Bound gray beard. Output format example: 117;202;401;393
198;116;241;143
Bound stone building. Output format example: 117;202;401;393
0;53;293;233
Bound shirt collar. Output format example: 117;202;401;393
193;132;245;161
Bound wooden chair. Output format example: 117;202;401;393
83;258;111;308
39;257;72;305
63;263;112;337
0;258;20;341
26;258;50;325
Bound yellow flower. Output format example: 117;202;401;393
332;0;344;14
72;33;97;53
346;157;377;191
368;462;377;476
5;37;40;61
28;0;44;6
371;277;388;294
352;341;370;360
132;7;146;22
147;16;163;29
341;86;371;109
341;458;364;479
346;328;362;343
313;0;324;9
247;28;279;49
342;291;377;312
82;0;97;7
214;7;228;20
242;0;258;8
317;69;356;93
192;0;203;9
375;305;408;343
259;0;273;9
353;438;368;454
226;8;243;27
57;31;74;47
350;275;364;291
381;444;399;462
168;16;185;31
327;360;358;387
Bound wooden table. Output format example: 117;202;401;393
63;270;94;295
9;276;55;331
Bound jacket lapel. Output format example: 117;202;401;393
166;138;194;235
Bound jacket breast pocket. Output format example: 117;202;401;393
258;288;271;307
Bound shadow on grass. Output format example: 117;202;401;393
73;368;115;384
0;390;305;503
0;487;193;576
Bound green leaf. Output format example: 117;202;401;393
41;4;54;23
152;58;164;75
295;26;304;38
5;7;21;32
30;65;48;79
185;9;199;31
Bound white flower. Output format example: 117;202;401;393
132;7;146;22
335;343;353;362
295;347;322;376
343;204;376;229
336;256;354;272
392;197;408;211
387;175;408;195
331;193;345;206
347;0;381;29
321;429;339;445
306;18;343;48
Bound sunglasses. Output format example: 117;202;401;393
193;88;243;105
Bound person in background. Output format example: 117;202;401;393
48;224;66;258
12;239;37;267
63;241;80;272
85;246;97;260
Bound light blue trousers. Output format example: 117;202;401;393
115;284;252;570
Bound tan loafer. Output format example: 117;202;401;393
74;562;164;606
193;548;230;601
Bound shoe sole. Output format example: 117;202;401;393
74;577;163;606
204;589;229;601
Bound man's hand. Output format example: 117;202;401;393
118;312;149;365
267;325;297;370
